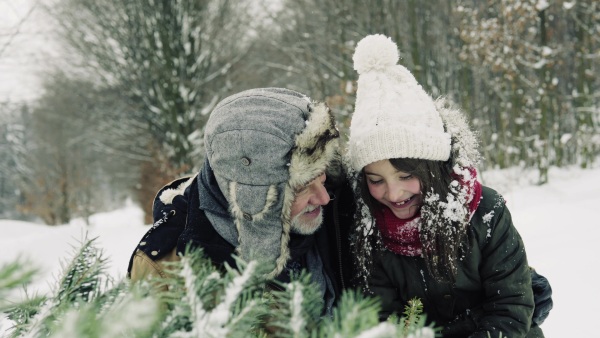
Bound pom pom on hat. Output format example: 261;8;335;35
348;34;452;171
353;34;399;74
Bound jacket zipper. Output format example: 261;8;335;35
333;187;345;290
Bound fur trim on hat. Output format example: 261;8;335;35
277;102;340;277
288;102;340;190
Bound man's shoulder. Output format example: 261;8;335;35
135;176;197;262
152;176;196;218
129;247;180;283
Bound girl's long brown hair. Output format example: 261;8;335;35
357;157;468;283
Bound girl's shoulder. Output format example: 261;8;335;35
475;185;507;213
469;186;512;246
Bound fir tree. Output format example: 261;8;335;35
1;239;436;338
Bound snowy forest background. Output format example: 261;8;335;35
1;0;599;337
1;0;598;226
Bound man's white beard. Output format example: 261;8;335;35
290;206;323;235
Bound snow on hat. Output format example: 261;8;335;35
204;88;339;278
348;34;451;171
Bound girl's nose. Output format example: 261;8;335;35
386;182;404;202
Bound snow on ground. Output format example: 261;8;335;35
481;165;599;338
0;199;148;301
1;165;599;337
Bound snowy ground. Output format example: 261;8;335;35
1;165;599;337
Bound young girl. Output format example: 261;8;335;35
347;34;544;338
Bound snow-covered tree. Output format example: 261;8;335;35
48;0;254;170
8;73;134;224
0;103;26;220
267;0;598;177
457;0;599;180
44;0;258;221
2;240;436;338
267;0;467;144
565;0;600;169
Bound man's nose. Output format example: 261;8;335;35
310;183;330;206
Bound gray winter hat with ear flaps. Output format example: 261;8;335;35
204;88;339;278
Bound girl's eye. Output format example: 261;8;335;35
367;179;383;185
400;174;413;181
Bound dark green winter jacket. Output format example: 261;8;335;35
370;186;544;338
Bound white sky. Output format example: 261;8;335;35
0;0;59;102
0;0;281;104
1;164;599;337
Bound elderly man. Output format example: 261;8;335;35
127;88;354;315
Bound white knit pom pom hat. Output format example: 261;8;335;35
348;34;451;171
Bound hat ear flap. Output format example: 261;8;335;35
227;180;291;278
228;182;278;222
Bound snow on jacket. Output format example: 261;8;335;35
369;186;544;338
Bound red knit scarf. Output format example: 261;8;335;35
375;167;483;256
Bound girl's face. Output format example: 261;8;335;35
364;159;422;220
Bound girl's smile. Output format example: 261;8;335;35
390;195;416;208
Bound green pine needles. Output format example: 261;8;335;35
1;239;436;338
403;298;425;334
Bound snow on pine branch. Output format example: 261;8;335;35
2;242;436;337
